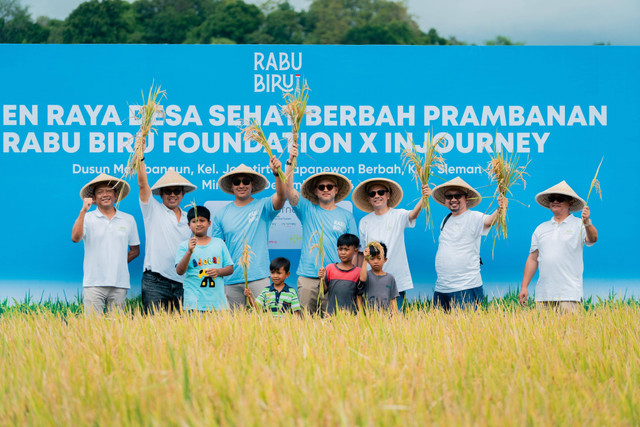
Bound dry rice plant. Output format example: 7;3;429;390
280;81;310;171
242;119;287;182
309;228;325;310
367;241;385;258
240;233;254;306
401;132;446;229
586;156;604;204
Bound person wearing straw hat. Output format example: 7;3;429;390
71;173;140;314
138;158;197;313
431;176;507;310
212;157;286;310
285;143;358;315
353;178;430;310
519;181;598;312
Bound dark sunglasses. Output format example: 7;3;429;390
444;193;465;201
548;195;568;203
317;184;335;191
368;189;388;198
163;188;183;196
232;178;252;186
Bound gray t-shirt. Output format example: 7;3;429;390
362;272;399;310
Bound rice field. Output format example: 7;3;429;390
0;297;638;426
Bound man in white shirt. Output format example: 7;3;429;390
72;173;140;314
138;157;196;313
519;181;598;312
353;178;429;310
431;177;506;310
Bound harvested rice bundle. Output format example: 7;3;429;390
242;119;287;182
486;146;529;243
367;241;385;259
125;84;165;178
401;132;446;229
280;81;310;171
309;228;325;310
586;157;604;205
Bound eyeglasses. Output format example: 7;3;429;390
444;193;465;201
317;184;335;191
232;178;252;186
163;188;183;196
548;195;568;203
368;189;388;198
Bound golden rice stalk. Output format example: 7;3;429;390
586;156;604;205
367;241;385;258
308;227;325;311
280;81;310;171
242;119;287;183
240;233;254;306
485;144;530;250
401;132;447;229
186;201;198;237
124;83;166;179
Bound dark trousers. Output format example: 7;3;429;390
397;291;406;311
433;286;484;311
141;271;184;314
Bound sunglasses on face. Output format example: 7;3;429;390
163;188;183;196
232;178;252;186
368;189;388;198
444;193;465;201
548;195;568;203
317;184;335;191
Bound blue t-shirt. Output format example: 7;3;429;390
175;237;234;311
292;198;357;278
212;197;280;285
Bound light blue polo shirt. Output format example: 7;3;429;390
292;198;357;278
212;197;280;285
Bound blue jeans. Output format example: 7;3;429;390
397;291;406;311
433;286;484;311
141;271;184;314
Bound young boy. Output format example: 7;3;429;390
175;206;234;312
360;242;399;313
318;233;362;315
244;257;302;317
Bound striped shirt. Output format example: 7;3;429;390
255;283;301;316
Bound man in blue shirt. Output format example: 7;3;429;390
285;143;357;315
212;157;286;309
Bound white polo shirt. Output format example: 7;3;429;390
530;215;593;302
82;209;140;289
140;197;191;283
359;208;416;292
435;210;489;293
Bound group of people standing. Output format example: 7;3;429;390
72;142;598;315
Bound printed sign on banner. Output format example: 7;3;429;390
1;45;639;301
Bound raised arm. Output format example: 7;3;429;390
176;237;196;275
285;140;299;207
270;156;286;210
519;250;539;306
138;147;151;203
408;184;431;221
484;196;508;229
71;197;93;243
582;206;598;244
359;247;370;283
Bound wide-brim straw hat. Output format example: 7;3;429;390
217;164;269;195
535;180;585;213
432;177;481;208
301;172;353;204
352;178;403;213
151;169;197;196
80;173;130;201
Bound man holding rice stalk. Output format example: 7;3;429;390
138;160;197;313
212;159;286;310
519;181;598;312
285;143;358;315
431;177;507;310
71;173;140;314
353;178;430;310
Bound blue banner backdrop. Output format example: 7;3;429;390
1;45;638;301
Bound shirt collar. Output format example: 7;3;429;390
269;283;290;293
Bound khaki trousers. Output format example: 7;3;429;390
297;276;327;315
225;278;271;310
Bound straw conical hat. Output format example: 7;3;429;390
431;177;481;208
535;180;585;213
80;173;130;201
301;172;353;204
352;178;403;213
151;169;196;196
217;164;269;195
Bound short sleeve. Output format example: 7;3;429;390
265;196;280;220
220;241;234;268
346;212;357;235
389;276;399;299
255;288;267;307
290;289;301;311
480;213;490;237
292;197;310;222
211;210;224;240
402;209;416;229
530;229;539;253
175;241;188;267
